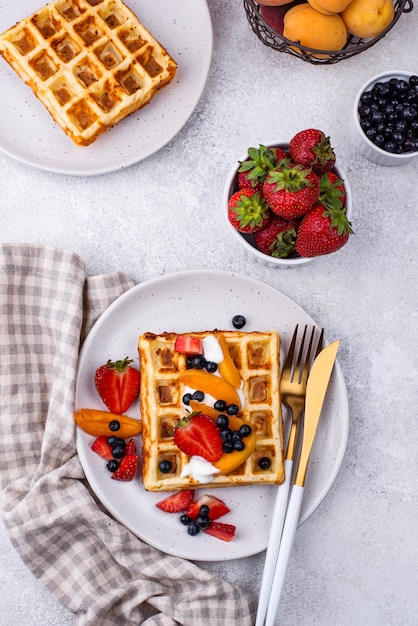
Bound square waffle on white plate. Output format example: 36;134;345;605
138;330;285;492
0;0;177;146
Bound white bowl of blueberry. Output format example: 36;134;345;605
353;70;418;166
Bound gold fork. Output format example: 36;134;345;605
256;323;323;626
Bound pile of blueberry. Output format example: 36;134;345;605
180;504;211;536
358;75;418;154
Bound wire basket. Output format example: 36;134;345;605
243;0;414;65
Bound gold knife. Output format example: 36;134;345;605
264;339;340;626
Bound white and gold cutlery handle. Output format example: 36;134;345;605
255;458;293;626
264;484;304;626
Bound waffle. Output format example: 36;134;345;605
0;0;177;146
138;330;284;492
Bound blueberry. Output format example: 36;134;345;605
401;106;417;121
216;414;229;429
182;393;192;405
186;356;194;369
107;459;119;472
180;514;191;525
220;428;233;440
192;355;206;369
258;457;271;470
239;424;252;438
192;390;204;402
226;404;239;416
205;361;218;373
232;314;246;329
222;440;234;453
112;445;125;459
159;460;172;474
233;439;245;452
187;521;200;536
214;399;227;412
195;515;210;529
109;420;120;432
200;505;210;516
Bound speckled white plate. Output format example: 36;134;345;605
76;270;349;561
0;0;212;175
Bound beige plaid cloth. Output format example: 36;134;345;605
0;244;256;626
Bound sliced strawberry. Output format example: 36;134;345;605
91;435;113;461
94;357;140;414
204;521;236;542
125;438;136;455
186;494;230;521
173;414;223;462
111;454;138;481
174;335;204;355
156;490;195;513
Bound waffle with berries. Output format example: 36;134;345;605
138;330;284;492
0;0;177;146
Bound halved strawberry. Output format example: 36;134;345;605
173;414;223;462
174;335;204;355
204;521;236;542
156;490;195;513
91;435;113;461
186;494;230;521
125;438;136;455
111;454;138;481
94;357;140;414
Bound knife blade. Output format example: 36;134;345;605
264;339;340;626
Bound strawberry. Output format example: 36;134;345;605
237;145;289;189
254;215;298;258
204;521;236;542
94;357;140;414
156;490;195;513
295;204;354;257
174;335;204;355
289;129;336;175
318;172;346;210
125;438;136;455
91;435;114;460
263;163;320;220
228;189;271;234
186;494;230;521
111;454;139;481
173;414;223;462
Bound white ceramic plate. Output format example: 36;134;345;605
0;0;212;175
76;270;349;561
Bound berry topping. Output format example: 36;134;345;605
156;490;195;513
258;457;272;470
159;459;173;474
173;414;223;463
111;454;139;481
109;419;121;431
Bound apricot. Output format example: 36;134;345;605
213;416;257;475
178;369;242;408
216;332;242;389
74;408;143;437
283;4;347;56
341;0;394;38
307;0;353;14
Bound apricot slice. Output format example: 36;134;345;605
74;408;143;438
213;415;257;475
189;400;221;420
216;332;242;389
178;369;242;408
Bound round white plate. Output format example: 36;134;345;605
76;270;349;561
0;0;212;175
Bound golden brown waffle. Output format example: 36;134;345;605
0;0;177;146
138;330;284;492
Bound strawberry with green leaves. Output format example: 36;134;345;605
173;414;223;462
318;171;346;210
254;216;298;258
289;129;336;175
94;357;140;414
295;204;354;257
262;162;320;220
237;145;289;189
228;188;271;233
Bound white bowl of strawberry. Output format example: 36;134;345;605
225;129;353;267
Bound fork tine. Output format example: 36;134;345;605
292;325;307;382
299;326;317;384
315;328;324;358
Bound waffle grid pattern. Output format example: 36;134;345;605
0;0;177;145
139;331;284;492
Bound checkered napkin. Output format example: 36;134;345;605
0;244;256;626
